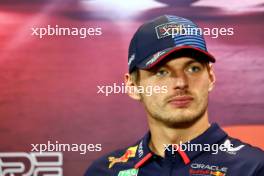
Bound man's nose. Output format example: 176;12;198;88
171;72;188;90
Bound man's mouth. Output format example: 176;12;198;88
167;96;194;108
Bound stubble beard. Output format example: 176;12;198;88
143;95;209;128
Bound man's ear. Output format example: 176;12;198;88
208;64;216;92
124;73;141;100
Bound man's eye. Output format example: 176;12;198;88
187;66;202;73
156;70;169;76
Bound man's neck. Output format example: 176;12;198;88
148;113;210;157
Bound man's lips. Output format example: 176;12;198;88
167;96;194;107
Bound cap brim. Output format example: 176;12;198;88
137;46;215;70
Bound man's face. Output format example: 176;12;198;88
132;57;215;127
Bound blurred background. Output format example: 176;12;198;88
0;0;263;175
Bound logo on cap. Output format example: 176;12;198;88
128;54;135;66
155;22;184;39
145;51;166;67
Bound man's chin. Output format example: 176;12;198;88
166;106;195;114
155;108;203;128
159;115;202;128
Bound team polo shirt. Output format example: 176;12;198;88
84;123;264;176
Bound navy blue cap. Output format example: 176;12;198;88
128;15;215;73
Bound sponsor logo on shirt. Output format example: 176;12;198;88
138;141;144;158
190;163;228;176
222;139;245;155
108;145;138;168
118;168;139;176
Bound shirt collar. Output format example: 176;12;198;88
134;123;227;168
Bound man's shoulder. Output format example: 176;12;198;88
221;136;264;163
84;144;139;176
218;136;264;175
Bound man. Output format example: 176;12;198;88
85;15;264;176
